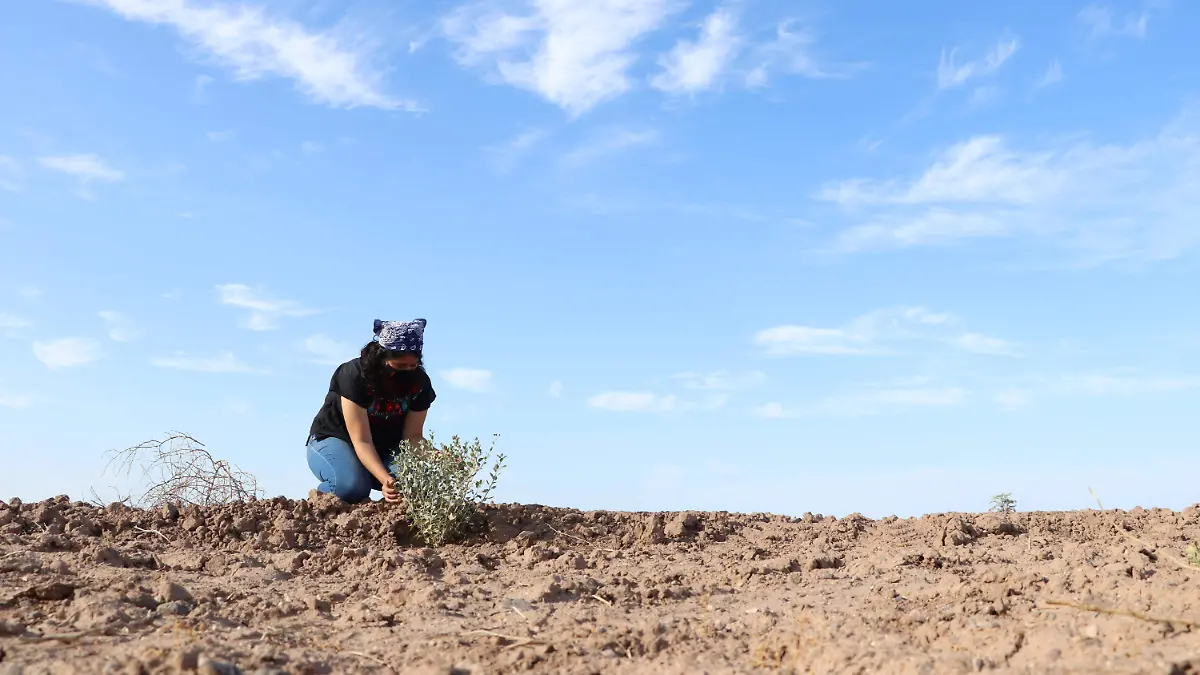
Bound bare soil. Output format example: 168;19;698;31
2;494;1200;674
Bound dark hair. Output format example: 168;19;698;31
360;341;424;392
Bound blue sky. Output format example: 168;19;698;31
2;0;1198;518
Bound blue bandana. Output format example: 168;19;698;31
373;318;426;353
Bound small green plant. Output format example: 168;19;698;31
388;432;505;547
1187;541;1200;568
989;492;1017;520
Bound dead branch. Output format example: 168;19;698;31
97;431;262;509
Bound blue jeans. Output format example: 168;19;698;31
306;436;394;503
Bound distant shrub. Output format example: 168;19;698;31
989;492;1017;520
388;433;505;546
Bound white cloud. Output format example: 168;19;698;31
548;380;564;397
995;389;1031;411
17;286;42;299
0;155;23;192
32;337;102;370
207;130;234;142
1038;59;1063;87
671;369;765;390
301;141;324;155
304;334;354;366
80;0;417;111
951;332;1020;357
441;368;493;393
936;38;1019;90
216;283;318;330
817;110;1200;263
150;352;253;373
442;0;680;116
97;310;139;342
1077;4;1148;39
484;128;548;173
1045;373;1200;397
562;128;658;167
744;19;865;86
587;390;679;412
0;313;32;335
38;154;124;182
754;306;1007;358
0;392;32;409
759;386;969;419
753;402;791;419
651;6;741;94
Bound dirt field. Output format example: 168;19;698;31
2;494;1200;674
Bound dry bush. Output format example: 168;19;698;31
95;431;262;508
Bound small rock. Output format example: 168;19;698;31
233;516;258;534
198;655;241;675
161;503;180;521
181;516;204;532
156;579;194;604
664;512;699;538
171;648;201;672
0;619;26;636
48;559;71;575
157;600;192;616
95;547;126;567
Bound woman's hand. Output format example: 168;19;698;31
380;475;402;503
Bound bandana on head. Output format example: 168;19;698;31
373;318;426;353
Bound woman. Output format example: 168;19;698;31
306;319;436;503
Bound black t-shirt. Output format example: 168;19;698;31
308;358;436;450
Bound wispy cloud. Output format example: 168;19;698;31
301;141;324;155
32;337;103;370
757;385;969;419
80;0;418;111
441;368;493;393
216;283;318;330
651;6;741;94
150;352;254;373
0;391;32;410
39;154;124;183
588;391;681;412
744;19;866;86
1037;59;1063;87
484;128;549;173
207;130;234;142
754;306;1013;358
817;109;1200;263
671;369;766;390
442;0;680;116
0;313;32;336
0;155;23;192
548;380;564;397
97;310;139;342
562;128;658;167
303;334;354;366
1077;4;1149;39
936;38;1019;90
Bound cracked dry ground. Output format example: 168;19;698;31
3;496;1200;674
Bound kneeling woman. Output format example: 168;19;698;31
306;319;436;503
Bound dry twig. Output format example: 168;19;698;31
134;525;170;543
1042;599;1199;629
547;525;618;553
98;432;261;508
461;629;546;649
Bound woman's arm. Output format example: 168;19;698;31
401;408;428;448
341;396;392;483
